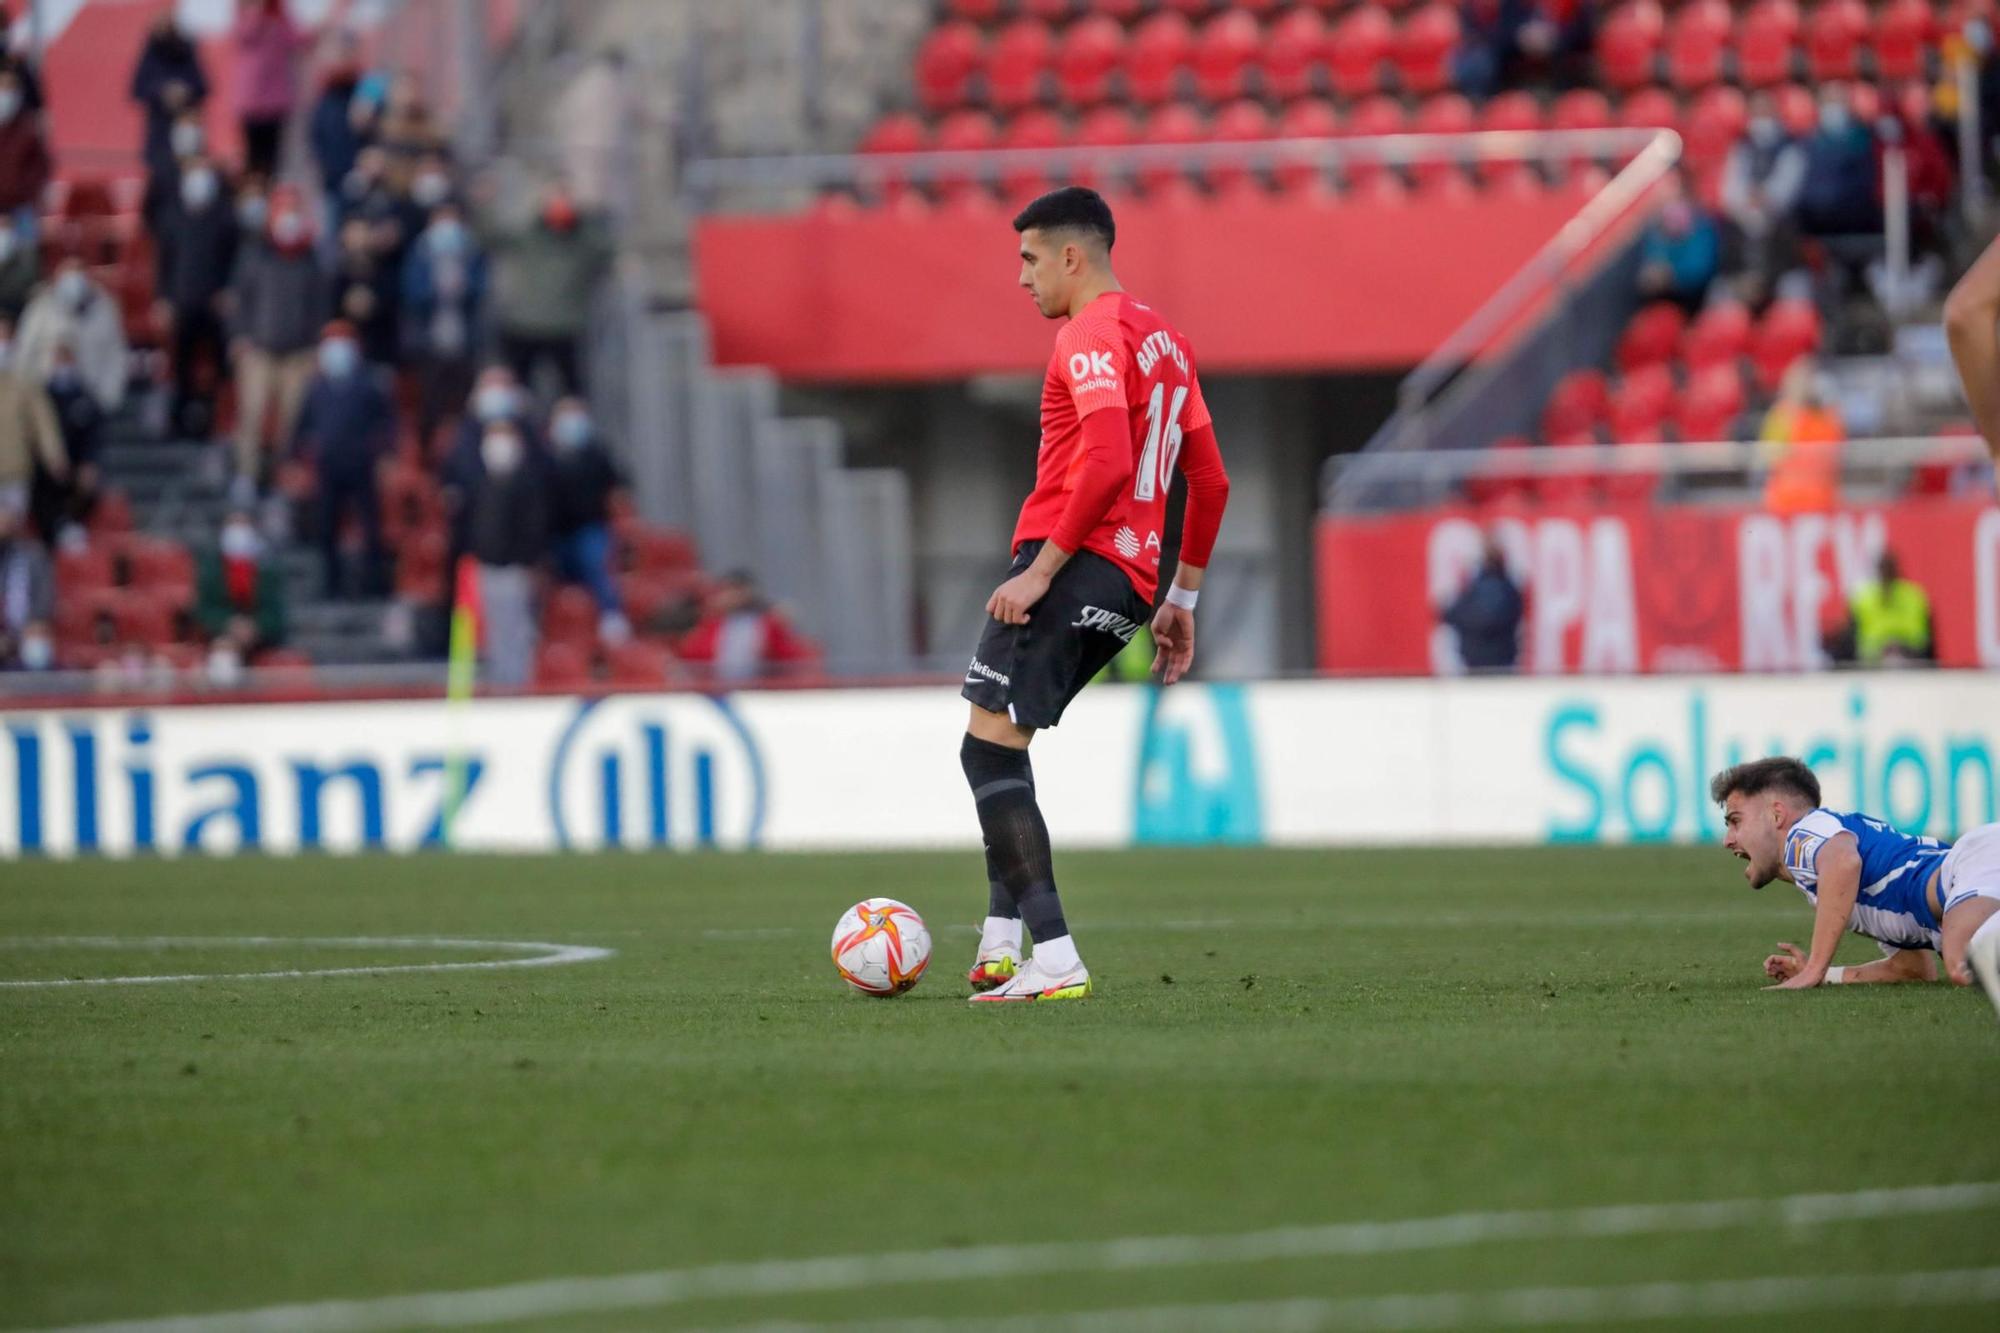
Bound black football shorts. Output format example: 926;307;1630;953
961;541;1152;729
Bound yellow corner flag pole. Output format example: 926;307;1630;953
441;556;481;848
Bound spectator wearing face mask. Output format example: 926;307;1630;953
0;67;49;245
483;185;613;398
0;314;63;522
232;0;309;179
0;3;44;118
545;397;628;640
132;15;209;209
143;109;208;240
464;417;546;688
234;172;271;242
1637;179;1721;315
0;498;54;670
402;202;488;457
1875;91;1955;260
229;187;331;497
377;74;445;171
1720;93;1805;302
196;507;287;659
333;217;399;369
676;571;817;684
32;342;100;543
309;35;370;218
155;154;239;438
1797;87;1881;238
291;321;392;598
440;364;530;595
338;144;424;275
17;260;130;415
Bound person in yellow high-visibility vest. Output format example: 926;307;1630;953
1848;551;1932;666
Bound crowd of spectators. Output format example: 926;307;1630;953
0;1;629;684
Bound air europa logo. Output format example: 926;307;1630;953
546;695;766;851
1068;350;1115;382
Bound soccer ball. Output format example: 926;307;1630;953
831;898;932;997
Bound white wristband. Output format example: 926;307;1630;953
1824;966;1845;985
1164;585;1198;611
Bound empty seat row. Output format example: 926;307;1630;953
1598;0;1942;93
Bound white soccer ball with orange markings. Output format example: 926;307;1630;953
830;897;932;997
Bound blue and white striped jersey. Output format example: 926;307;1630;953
1783;809;1950;951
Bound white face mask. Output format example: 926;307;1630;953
181;168;218;209
551;412;591;450
0;227;17;262
0;89;21;123
19;634;52;670
237;196;268;231
206;642;243;687
412;172;450;207
473;384;516;422
56;271;89;308
220;521;262;560
481;432;523;475
171;123;205;158
271;213;307;248
319;338;360;378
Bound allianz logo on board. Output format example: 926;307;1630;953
1;697;766;857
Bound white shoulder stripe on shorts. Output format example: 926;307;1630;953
26;1180;2000;1333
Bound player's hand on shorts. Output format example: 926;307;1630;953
987;569;1051;625
1150;604;1194;685
1763;941;1806;981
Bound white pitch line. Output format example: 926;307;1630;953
0;937;614;988
24;1181;2000;1333
697;1265;2000;1331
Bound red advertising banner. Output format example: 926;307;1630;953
1317;498;2000;674
692;191;1586;381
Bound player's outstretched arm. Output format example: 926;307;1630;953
1943;235;2000;486
1768;835;1862;989
1764;942;1936;985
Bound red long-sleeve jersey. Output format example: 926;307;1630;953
1011;291;1229;602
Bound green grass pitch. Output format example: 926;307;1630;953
2;846;1996;1330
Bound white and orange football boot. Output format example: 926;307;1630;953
966;949;1019;993
968;953;1091;1003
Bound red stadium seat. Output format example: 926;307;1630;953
1275;98;1340;193
1476;91;1544;188
1539;432;1602;504
1342;95;1407;190
1208;100;1273;190
1329;6;1393;99
1412;94;1475;190
606;640;676;689
1803;0;1868;83
1844;81;1882;125
1674;364;1747;442
1054;14;1123;108
1772;82;1817;136
1073;105;1139;190
1124;12;1194;106
1262;8;1328;101
1137;103;1205;194
1391;3;1461;97
1596;1;1665;92
1023;0;1075;21
1540;369;1612;440
1616;302;1688;373
1607;365;1676;442
394;529;447;601
1736;0;1801;87
1872;0;1933;83
55;545;114;594
1465;435;1536;507
91;490;134;534
113;590;181;647
858;113;926;202
989;18;1057;113
998;108;1069;198
1618;87;1681;133
1550;88;1614;133
1681;300;1754;371
1191;10;1260;103
535;641;593;690
619;525;700;576
542;585;599;649
931;110;999;200
1665;0;1732;92
1683;85;1748;174
1750;298;1823;390
913;22;984;114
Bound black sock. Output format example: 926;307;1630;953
983;846;1019;921
960;734;1067;942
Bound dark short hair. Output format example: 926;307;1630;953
1012;186;1115;252
1709;757;1821;808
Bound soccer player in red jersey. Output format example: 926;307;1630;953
960;187;1231;1003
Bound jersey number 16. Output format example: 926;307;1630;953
1135;381;1188;503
